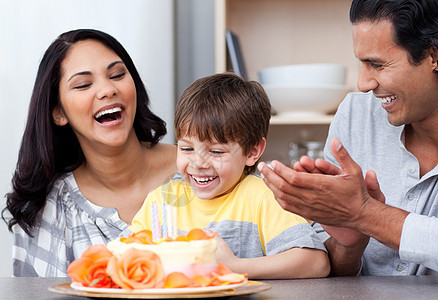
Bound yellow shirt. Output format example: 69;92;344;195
130;174;325;257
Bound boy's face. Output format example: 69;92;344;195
177;135;251;200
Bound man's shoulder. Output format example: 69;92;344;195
336;91;392;128
340;91;380;111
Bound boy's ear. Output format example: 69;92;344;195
52;105;68;126
245;138;266;166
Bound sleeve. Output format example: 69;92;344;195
399;213;438;270
258;190;327;256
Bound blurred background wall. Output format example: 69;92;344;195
0;0;215;276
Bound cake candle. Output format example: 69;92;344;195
162;202;168;239
151;201;161;241
172;206;177;239
166;204;172;239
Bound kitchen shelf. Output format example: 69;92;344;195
214;0;352;163
214;0;356;83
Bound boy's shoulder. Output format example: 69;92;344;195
237;174;271;193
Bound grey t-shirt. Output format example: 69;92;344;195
321;91;438;275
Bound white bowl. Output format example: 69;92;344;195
262;84;351;116
258;63;346;86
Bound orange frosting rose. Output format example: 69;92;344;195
106;248;165;289
121;228;217;244
120;230;154;244
212;263;247;285
164;272;199;288
163;264;247;288
67;244;118;288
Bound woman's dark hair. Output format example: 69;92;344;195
350;0;438;65
3;29;167;235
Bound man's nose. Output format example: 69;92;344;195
357;66;378;93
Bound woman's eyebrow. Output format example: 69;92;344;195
107;60;124;69
67;61;125;82
68;71;91;82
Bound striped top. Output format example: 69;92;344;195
12;172;128;277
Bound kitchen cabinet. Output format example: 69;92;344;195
214;0;357;165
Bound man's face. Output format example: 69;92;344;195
352;19;438;127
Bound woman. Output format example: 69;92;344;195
3;29;177;276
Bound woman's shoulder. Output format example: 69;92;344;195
47;172;76;197
45;172;83;210
153;142;177;154
45;172;126;229
148;142;177;170
46;172;102;214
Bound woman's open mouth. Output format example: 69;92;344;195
94;107;123;124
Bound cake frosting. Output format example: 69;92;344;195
67;228;247;290
106;229;218;277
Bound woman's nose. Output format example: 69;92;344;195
357;66;378;93
96;80;118;100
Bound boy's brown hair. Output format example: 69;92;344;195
175;72;271;175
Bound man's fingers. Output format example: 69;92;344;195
330;137;361;176
292;156;318;173
258;161;307;214
314;158;342;175
365;170;386;203
257;161;288;194
258;161;302;194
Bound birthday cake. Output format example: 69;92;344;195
67;228;246;290
107;229;218;277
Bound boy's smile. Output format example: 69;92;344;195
191;175;217;185
177;135;253;200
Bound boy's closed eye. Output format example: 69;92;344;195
210;149;225;155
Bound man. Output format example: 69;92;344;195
258;0;438;276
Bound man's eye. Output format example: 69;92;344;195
371;63;383;69
180;147;193;152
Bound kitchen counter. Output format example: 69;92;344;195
3;275;438;299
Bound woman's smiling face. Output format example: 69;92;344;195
55;39;137;150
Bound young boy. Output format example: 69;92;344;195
130;73;330;279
